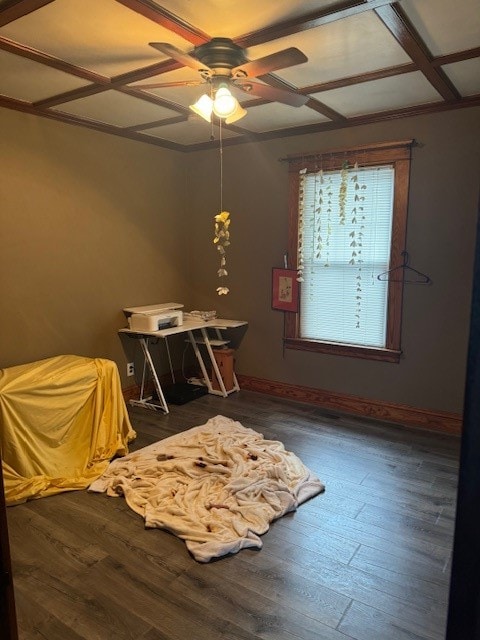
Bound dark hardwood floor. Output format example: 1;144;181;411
6;391;460;640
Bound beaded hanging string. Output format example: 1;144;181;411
213;117;230;295
297;160;307;283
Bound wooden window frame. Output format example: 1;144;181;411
285;140;413;363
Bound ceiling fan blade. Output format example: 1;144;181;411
134;80;203;89
236;80;308;108
149;42;211;74
232;48;307;79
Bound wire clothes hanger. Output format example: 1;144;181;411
377;251;431;284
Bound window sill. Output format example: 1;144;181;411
284;337;401;363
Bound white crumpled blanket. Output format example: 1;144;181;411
89;415;324;562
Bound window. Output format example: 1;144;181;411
285;140;413;363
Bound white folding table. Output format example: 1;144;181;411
119;317;247;413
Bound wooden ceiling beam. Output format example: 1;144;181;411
0;0;53;27
112;58;183;85
115;0;210;46
0;36;108;83
0;94;186;150
29;59;188;109
301;62;416;94
374;3;460;101
0;32;187;89
117;86;188;114
249;69;345;121
33;82;188;117
433;46;480;67
124;114;188;132
304;97;345;121
33;84;109;108
235;0;396;49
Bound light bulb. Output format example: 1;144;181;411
213;85;237;118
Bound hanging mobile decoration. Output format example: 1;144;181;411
214;211;230;295
213;118;231;295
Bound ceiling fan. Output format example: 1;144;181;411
135;37;309;123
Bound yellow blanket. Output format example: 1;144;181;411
0;355;135;505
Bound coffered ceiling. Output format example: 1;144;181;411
1;0;479;151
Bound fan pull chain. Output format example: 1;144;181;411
219;117;223;212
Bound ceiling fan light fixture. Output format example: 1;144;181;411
189;93;213;122
225;103;247;124
212;84;238;118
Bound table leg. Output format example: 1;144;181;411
129;338;169;413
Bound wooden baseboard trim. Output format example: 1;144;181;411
123;384;145;403
236;374;462;436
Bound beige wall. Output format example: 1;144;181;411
0;108;190;384
186;107;480;414
1;106;479;414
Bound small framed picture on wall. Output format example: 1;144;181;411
272;268;299;312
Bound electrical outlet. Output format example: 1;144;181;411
127;362;135;377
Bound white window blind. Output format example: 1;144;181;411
299;165;394;348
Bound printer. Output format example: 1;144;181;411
123;303;184;332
